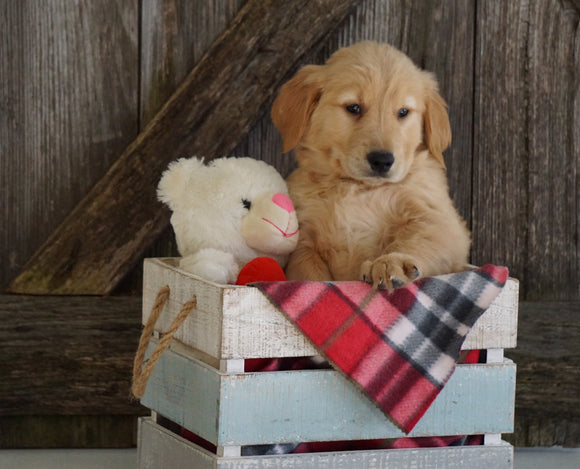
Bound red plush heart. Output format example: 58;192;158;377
236;257;286;285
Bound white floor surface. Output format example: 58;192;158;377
0;447;579;468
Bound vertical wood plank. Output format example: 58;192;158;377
473;0;579;300
525;0;579;300
0;0;139;289
472;1;530;288
140;0;246;126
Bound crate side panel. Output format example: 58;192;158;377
143;258;224;358
138;418;513;469
464;278;519;349
140;341;221;444
138;418;215;469
221;287;317;358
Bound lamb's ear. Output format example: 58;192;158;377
157;157;205;210
271;65;322;153
423;76;451;169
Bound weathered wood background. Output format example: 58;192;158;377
1;0;578;448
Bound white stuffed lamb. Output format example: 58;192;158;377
157;156;299;284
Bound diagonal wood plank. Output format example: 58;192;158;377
8;0;362;295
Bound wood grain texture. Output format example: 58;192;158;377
142;258;315;359
472;0;580;300
7;0;362;295
140;340;516;445
0;415;138;449
0;295;145;416
505;301;580;447
120;0;246;293
0;0;139;290
139;0;246;126
138;417;514;469
472;1;529;288
142;258;519;359
524;1;579;300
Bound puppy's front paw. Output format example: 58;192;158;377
361;253;421;291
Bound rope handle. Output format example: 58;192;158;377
131;285;197;399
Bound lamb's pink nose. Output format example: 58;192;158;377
272;193;295;213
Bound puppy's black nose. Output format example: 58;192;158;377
367;150;394;175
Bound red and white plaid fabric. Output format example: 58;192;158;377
253;264;508;434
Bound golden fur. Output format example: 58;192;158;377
271;41;471;290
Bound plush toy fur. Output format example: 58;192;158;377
158;157;299;284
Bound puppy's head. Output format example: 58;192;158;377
271;42;451;184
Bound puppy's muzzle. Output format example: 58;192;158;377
367;150;394;176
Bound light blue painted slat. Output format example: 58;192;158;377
218;362;515;445
141;343;515;446
141;344;221;443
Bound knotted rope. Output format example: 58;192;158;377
131;285;197;399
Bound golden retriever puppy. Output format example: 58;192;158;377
271;41;470;290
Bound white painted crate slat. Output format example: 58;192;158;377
138;417;515;469
142;258;519;360
140;338;516;446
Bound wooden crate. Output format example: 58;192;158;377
138;417;514;469
137;258;519;468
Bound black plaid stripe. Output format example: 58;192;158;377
404;272;491;353
383;270;493;386
384;315;453;387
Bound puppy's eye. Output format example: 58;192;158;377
345;104;362;115
242;199;251;210
397;108;409;119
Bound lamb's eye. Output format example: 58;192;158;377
345;104;362;115
242;199;251;210
398;108;409;119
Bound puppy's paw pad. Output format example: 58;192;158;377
390;276;405;289
362;253;421;291
408;265;421;280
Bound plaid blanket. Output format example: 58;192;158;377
253;264;508;434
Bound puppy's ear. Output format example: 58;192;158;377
423;83;451;169
271;65;321;153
